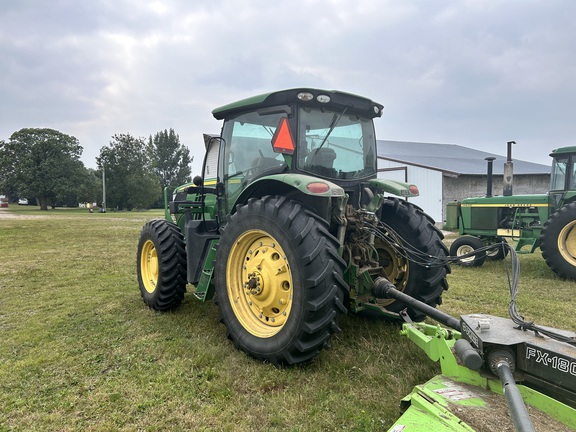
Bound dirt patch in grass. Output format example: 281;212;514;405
0;208;48;220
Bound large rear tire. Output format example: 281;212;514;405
136;219;187;310
540;202;576;279
377;198;450;321
215;196;347;366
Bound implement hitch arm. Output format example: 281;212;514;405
373;277;461;330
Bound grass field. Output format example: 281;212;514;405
1;206;574;431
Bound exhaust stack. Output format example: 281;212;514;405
503;141;516;196
485;157;496;197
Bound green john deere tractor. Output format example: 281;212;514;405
446;142;576;279
137;88;450;365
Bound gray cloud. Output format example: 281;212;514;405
1;0;574;173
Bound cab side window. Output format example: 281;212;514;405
220;110;288;213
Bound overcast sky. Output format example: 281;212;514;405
1;0;575;173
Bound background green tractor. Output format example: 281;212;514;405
137;88;450;365
446;142;576;279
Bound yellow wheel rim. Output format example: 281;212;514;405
226;230;293;338
375;239;409;306
141;240;159;294
558;220;576;266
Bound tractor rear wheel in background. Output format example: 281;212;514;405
214;195;348;366
540;202;576;280
486;237;508;261
376;198;450;321
450;235;486;267
137;219;187;310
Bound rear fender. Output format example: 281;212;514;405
224;174;348;233
368;178;419;198
233;173;345;209
259;173;345;197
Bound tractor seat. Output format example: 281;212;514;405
305;148;337;177
249;157;287;179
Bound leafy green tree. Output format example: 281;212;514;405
77;168;101;204
0;140;13;196
0;128;87;210
97;134;160;210
148;128;192;203
54;168;100;208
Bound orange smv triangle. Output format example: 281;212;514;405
272;117;295;154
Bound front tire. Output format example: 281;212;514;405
215;196;347;366
486;237;508;261
377;198;450;321
540;202;576;279
450;235;486;267
136;219;187;310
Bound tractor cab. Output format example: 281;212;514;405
211;88;385;217
171;89;420;231
549;146;576;209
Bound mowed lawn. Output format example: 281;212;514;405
0;207;574;431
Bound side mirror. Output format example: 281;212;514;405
204;137;222;177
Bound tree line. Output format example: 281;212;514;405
0;128;192;211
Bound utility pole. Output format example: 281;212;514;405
100;165;107;213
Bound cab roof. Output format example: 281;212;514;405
212;88;383;120
550;146;576;157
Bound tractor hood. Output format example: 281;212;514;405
460;193;549;207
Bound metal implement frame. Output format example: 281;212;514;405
388;322;576;431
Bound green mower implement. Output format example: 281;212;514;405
376;246;576;431
136;88;450;365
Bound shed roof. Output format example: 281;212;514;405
377;140;550;176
